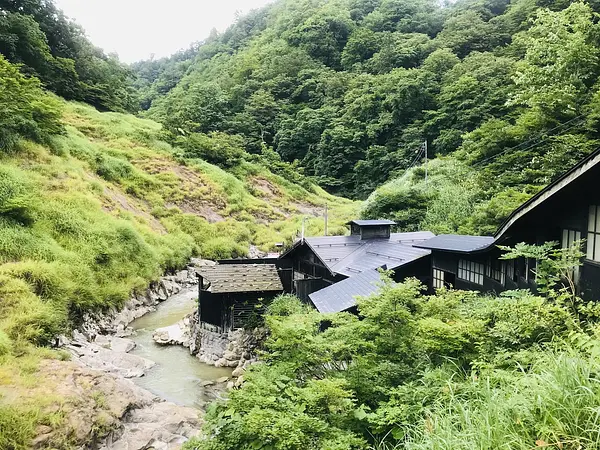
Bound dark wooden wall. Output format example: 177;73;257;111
199;290;283;331
429;163;600;300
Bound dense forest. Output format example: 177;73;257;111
0;0;135;112
134;0;600;235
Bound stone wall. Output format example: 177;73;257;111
186;311;267;382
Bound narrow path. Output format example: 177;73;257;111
128;288;232;409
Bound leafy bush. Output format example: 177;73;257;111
0;405;37;450
0;55;63;152
176;132;246;169
192;277;588;450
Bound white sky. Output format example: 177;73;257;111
54;0;274;63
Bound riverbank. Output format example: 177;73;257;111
153;310;267;389
43;260;217;449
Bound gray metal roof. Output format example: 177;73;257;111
304;231;434;276
348;219;396;226
196;264;283;293
414;234;495;253
309;269;384;313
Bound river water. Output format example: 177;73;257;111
128;288;232;409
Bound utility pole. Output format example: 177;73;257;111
324;204;328;236
424;140;428;188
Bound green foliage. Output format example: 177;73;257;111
0;405;37;450
0;1;136;112
192;273;586;450
176;132;246;168
0;55;63;152
0;98;353;357
500;240;588;318
133;0;600;242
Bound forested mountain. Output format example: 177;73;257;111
134;0;600;236
0;3;359;446
0;0;136;112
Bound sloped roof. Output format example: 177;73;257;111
196;264;283;294
414;234;495;253
347;219;396;226
309;269;384;313
495;148;600;240
298;231;434;276
413;149;600;254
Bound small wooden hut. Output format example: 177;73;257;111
196;264;284;332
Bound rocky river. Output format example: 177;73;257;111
55;262;240;449
128;288;232;409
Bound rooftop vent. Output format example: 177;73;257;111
347;220;396;240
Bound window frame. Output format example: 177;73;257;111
562;227;582;284
587;205;600;262
486;258;505;285
457;259;484;285
433;268;445;289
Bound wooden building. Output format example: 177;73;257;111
279;220;435;313
415;149;600;300
197;264;284;332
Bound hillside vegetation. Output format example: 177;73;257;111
0;50;355;448
136;0;600;235
4;0;600;448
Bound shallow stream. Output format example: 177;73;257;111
128;288;232;409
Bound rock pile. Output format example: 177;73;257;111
153;316;192;346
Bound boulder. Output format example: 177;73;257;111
216;376;229;384
232;366;245;378
69;343;155;378
175;270;189;283
101;402;201;450
234;376;245;388
110;337;136;353
153;321;190;347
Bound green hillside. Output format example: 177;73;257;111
4;0;600;447
0;53;354;447
0;95;355;347
135;0;600;235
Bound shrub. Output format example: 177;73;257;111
94;154;134;182
0;405;37;450
176;132;246;168
0;55;63;152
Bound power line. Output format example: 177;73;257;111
471;114;587;168
405;142;426;171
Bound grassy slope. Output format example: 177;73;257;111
0;100;357;449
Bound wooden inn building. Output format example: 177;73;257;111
196;149;600;331
416;148;600;299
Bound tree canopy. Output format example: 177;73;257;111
0;0;136;112
134;0;600;225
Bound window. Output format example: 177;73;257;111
433;269;445;289
486;259;505;285
563;229;582;249
563;228;582;283
458;259;484;285
506;259;517;284
587;206;600;262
